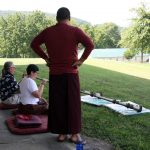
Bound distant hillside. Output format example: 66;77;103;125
0;10;32;16
0;10;90;25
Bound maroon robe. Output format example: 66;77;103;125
48;73;81;134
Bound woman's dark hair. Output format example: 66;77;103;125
26;64;39;75
2;61;14;77
56;7;70;21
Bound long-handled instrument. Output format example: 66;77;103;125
81;90;142;112
36;77;49;82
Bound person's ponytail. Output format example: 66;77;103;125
1;68;6;77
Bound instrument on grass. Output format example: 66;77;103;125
81;90;142;112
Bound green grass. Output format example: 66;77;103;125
0;58;150;150
85;59;150;80
79;64;150;150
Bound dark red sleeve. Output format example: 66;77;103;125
75;27;94;60
30;29;49;60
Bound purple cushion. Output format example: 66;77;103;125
5;115;48;135
15;115;42;128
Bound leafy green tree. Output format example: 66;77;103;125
0;13;27;57
93;23;121;48
77;23;95;49
120;3;150;62
0;11;55;58
0;11;122;58
124;49;136;60
0;17;8;57
25;11;55;57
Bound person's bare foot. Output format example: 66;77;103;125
70;134;86;144
57;134;67;142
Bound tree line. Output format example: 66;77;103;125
0;3;149;62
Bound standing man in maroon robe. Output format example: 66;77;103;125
30;7;94;143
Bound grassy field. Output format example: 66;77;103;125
85;59;150;80
0;58;150;150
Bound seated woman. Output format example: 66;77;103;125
18;64;48;114
0;61;20;104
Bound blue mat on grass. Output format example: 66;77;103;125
81;95;112;106
81;95;150;115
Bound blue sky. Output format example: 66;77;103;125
0;0;149;27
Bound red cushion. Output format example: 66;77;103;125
0;103;18;109
15;115;42;128
5;115;48;135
